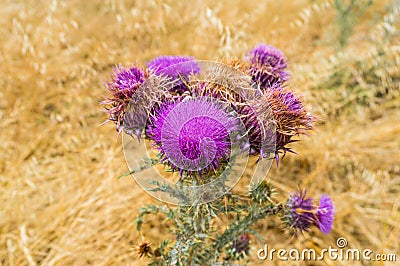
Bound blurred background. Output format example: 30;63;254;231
0;0;399;265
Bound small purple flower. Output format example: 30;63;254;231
146;97;240;173
102;65;147;130
284;190;316;233
147;56;200;94
282;190;335;235
317;194;335;234
111;65;146;93
247;44;289;88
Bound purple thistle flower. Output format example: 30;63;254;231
283;190;317;234
147;56;200;94
111;65;146;92
317;194;335;234
247;44;289;88
146;97;240;173
234;85;313;165
102;65;147;131
266;87;314;165
282;190;335;235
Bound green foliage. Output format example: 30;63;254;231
315;0;399;118
118;154;162;179
317;48;398;117
333;0;373;48
134;181;284;265
134;204;176;231
249;180;276;204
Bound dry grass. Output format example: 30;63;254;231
0;0;399;265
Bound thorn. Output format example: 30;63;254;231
275;152;280;167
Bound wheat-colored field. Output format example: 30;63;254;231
1;0;399;265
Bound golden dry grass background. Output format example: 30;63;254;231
0;0;399;265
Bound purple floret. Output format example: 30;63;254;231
285;190;316;233
280;90;304;112
146;97;240;173
103;65;147;130
317;194;335;234
147;56;200;94
247;44;289;88
111;66;146;93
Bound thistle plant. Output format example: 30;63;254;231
102;44;334;265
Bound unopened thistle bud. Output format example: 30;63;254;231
232;233;251;255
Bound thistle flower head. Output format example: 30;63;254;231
147;55;200;94
102;65;148;130
265;87;314;164
146;97;241;173
247;44;289;88
232;233;251;255
283;189;316;234
235;85;313;164
191;80;314;165
282;190;335;235
316;194;335;234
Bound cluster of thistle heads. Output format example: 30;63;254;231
102;44;334;234
102;44;314;170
